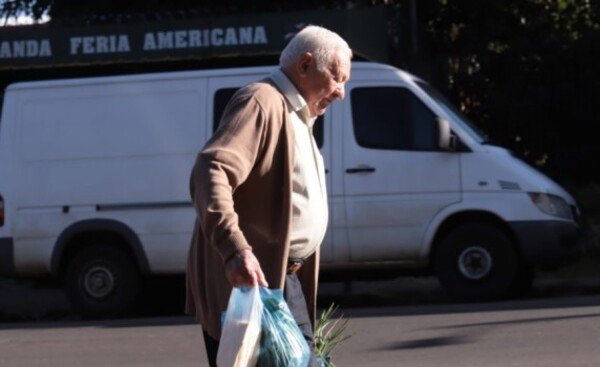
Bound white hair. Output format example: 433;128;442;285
279;25;352;71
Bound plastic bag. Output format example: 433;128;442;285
217;286;263;367
257;287;311;367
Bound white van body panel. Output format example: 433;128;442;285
419;191;558;259
461;145;575;204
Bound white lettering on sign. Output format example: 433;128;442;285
0;39;52;58
143;26;268;50
70;34;131;55
0;25;270;64
211;28;223;46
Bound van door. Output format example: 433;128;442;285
342;83;461;262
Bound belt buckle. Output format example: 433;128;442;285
287;259;303;274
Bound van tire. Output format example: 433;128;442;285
65;243;142;319
435;223;518;301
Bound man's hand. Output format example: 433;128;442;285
225;249;269;288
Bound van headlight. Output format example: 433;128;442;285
528;193;573;220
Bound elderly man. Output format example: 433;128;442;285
186;25;352;366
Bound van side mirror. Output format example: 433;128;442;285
437;117;456;152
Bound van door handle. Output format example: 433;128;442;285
345;166;376;174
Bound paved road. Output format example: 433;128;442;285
335;295;600;367
1;275;600;366
1;293;600;366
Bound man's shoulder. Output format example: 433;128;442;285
239;80;285;107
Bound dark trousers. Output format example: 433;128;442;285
203;274;319;367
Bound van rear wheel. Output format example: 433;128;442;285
435;223;519;301
65;243;142;318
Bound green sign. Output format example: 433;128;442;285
0;7;389;70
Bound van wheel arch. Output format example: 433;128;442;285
51;220;149;318
431;211;521;262
51;219;150;279
431;212;534;300
64;241;142;318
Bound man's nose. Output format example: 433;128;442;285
335;84;345;100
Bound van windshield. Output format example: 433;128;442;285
416;81;488;144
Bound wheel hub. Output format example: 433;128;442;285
458;246;493;280
83;266;115;298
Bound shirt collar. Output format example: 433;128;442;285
270;68;313;125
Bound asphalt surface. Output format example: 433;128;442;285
2;297;600;367
1;278;600;367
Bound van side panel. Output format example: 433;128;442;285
11;77;207;273
0;91;20;237
16;81;204;206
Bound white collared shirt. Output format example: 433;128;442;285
270;69;328;260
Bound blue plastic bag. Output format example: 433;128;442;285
257;287;311;367
217;286;263;367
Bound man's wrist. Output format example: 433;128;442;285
224;248;251;264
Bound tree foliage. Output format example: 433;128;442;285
0;0;373;23
418;0;600;181
1;0;49;21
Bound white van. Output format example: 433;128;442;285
0;62;583;317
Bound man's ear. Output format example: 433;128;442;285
296;52;313;77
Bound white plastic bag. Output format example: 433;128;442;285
217;286;263;367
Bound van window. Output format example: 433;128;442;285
312;115;324;149
351;87;438;151
213;88;324;148
213;88;238;133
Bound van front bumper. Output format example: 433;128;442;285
0;237;15;276
509;220;584;268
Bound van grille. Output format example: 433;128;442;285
498;180;521;191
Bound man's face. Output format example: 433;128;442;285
297;50;351;117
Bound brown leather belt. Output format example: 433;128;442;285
287;259;304;274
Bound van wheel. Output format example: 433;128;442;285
434;223;518;301
65;243;142;318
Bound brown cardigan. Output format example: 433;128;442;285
185;78;320;340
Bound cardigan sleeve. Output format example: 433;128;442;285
190;86;271;262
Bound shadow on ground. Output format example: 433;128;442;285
1;256;599;323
